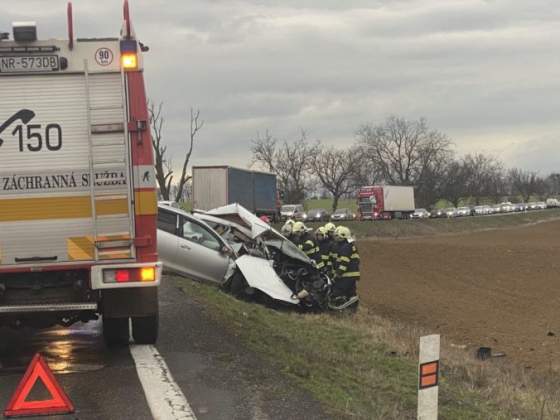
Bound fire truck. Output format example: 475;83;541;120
0;2;161;345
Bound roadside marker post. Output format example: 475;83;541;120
3;353;75;418
418;334;440;420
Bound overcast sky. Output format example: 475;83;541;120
2;0;560;173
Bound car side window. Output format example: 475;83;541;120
157;210;177;234
181;217;222;252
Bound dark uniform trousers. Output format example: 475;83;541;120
333;240;360;298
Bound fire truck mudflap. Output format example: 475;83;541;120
0;1;160;345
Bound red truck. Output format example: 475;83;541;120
357;186;415;220
0;1;160;345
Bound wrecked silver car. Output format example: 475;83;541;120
157;203;357;311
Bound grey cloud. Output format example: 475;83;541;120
1;0;559;173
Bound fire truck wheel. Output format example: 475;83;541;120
103;317;130;347
132;313;159;344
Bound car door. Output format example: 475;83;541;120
157;208;180;273
174;215;231;284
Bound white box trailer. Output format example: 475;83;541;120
0;1;160;345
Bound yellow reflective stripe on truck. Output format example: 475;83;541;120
67;236;95;261
134;190;158;216
0;196;129;222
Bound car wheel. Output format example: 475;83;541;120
132;314;159;344
103;317;129;347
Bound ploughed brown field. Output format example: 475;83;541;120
358;219;560;371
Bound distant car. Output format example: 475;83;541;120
158;200;180;208
513;203;526;212
444;207;457;218
473;206;486;216
280;204;306;221
488;204;501;214
536;201;547;210
499;202;514;213
430;208;446;218
456;207;471;217
306;208;330;222
411;208;430;219
330;208;354;221
546;198;559;208
527;202;539;210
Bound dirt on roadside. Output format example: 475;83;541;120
357;219;560;371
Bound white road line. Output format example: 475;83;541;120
130;345;197;420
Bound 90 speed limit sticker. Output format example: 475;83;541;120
95;48;114;66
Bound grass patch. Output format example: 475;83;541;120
176;278;557;419
275;209;560;239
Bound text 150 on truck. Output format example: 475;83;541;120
0;1;161;346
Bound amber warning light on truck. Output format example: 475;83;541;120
120;40;138;70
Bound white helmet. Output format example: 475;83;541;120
292;221;307;236
334;226;351;241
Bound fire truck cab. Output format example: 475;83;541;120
0;2;160;345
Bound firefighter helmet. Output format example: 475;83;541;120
324;222;336;234
315;226;328;241
334;226;352;241
281;222;293;235
292;221;307;235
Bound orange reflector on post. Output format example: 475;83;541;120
419;361;439;389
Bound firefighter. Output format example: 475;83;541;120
332;226;360;299
315;226;332;274
324;222;337;274
292;222;319;262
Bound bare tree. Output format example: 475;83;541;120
174;108;203;203
149;102;173;200
508;168;545;202
440;160;469;207
462;153;504;203
311;146;362;212
356;116;453;207
149;103;203;203
251;130;318;204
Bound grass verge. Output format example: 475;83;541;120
276;209;560;239
176;278;560;419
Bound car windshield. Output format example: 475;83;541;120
309;209;322;214
415;209;426;213
335;208;348;214
281;205;296;212
458;207;469;211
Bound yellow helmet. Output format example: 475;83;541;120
324;222;336;234
292;221;307;235
315;226;328;240
334;226;351;241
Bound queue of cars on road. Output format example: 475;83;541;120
280;205;356;222
279;199;557;223
424;200;552;219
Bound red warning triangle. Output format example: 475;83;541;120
4;353;74;418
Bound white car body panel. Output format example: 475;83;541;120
235;255;299;304
207;203;270;239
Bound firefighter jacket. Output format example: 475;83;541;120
316;239;333;272
335;240;360;279
295;233;320;264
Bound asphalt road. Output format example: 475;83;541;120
0;276;328;420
